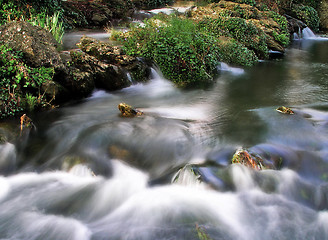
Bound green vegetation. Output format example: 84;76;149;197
195;224;213;240
113;15;258;88
0;44;54;118
28;11;64;43
198;17;268;58
114;16;220;88
266;10;290;47
292;5;320;32
133;0;174;9
0;0;64;43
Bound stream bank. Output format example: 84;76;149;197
0;0;326;120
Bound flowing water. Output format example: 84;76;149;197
1;32;328;240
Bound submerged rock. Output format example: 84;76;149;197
118;103;143;117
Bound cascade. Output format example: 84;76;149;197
302;27;317;39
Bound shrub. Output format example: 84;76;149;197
132;0;174;9
293;5;320;32
198;17;268;58
115;16;224;88
266;11;290;46
0;0;64;43
0;44;54;118
28;11;65;43
114;16;259;88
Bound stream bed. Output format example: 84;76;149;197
0;34;328;239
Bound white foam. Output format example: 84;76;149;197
218;62;245;75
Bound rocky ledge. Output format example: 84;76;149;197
0;21;151;112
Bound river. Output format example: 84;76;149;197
0;32;328;239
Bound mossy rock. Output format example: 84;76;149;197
0;21;64;71
189;1;289;54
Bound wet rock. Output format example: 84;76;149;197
276;106;294;114
231;148;264;170
20;114;35;133
118;103;143;117
62;155;95;177
285;14;307;35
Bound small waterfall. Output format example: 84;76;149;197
126;72;133;83
293;27;317;40
302;27;316;39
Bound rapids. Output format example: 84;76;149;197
0;34;328;239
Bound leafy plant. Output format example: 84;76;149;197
115;16;223;88
114;15;259;88
198;17;268;59
25;93;38;112
0;44;54;118
266;11;290;46
0;0;65;43
293;4;320;32
28;11;64;43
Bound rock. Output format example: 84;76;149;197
0;21;65;71
276;106;294;114
68;50;130;95
188;1;289;54
0;21;71;105
91;12;108;26
231;148;264;170
118;103;143;117
77;36;151;83
285;14;307;35
20;114;36;132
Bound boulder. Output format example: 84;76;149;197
231;148;264;170
67;50;132;95
118;103;143;117
77;36;151;83
0;21;65;71
0;21;71;106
